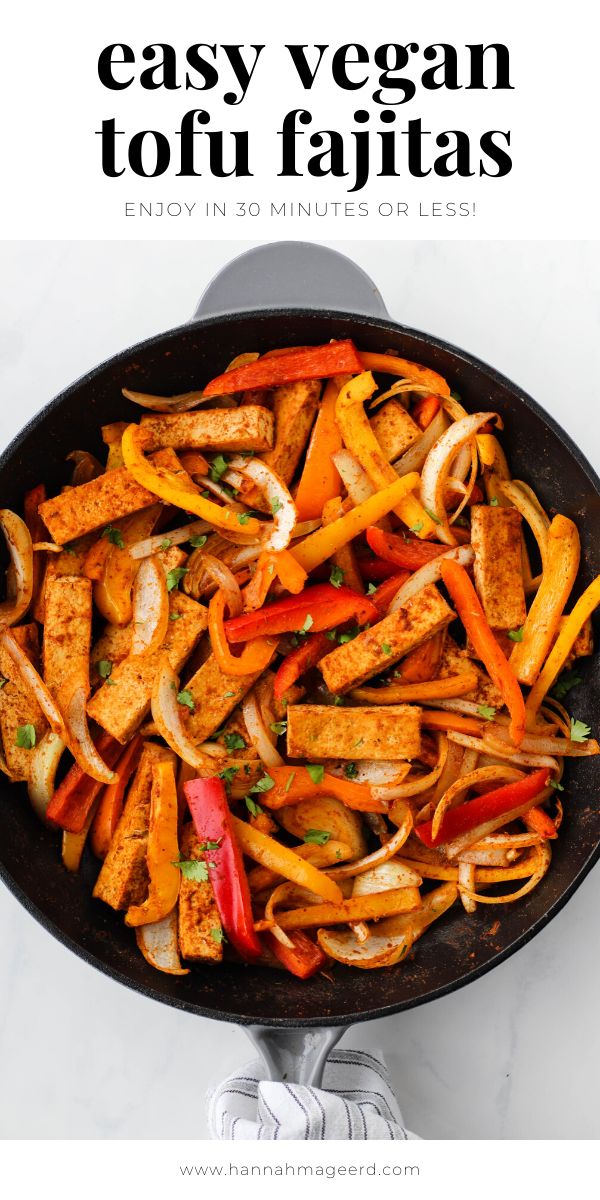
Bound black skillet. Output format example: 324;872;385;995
1;242;599;1085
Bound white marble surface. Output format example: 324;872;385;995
0;240;599;1140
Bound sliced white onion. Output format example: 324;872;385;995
229;457;296;551
130;557;169;657
352;860;423;893
201;553;242;617
122;386;207;413
328;812;414;881
129;520;211;560
388;545;474;613
0;628;66;739
446;730;558;770
499;480;550;568
331;450;376;504
420;412;498;545
66;450;103;484
200;475;247;507
151;656;225;771
483;724;598;759
0;510;33;625
28;731;66;823
136;910;190;975
393;408;449;476
292;520;322;539
33;541;63;554
62;676;116;784
242;689;284;769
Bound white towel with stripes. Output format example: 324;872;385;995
208;1048;419;1140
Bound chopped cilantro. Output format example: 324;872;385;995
166;567;188;592
218;766;240;785
551;670;582;701
237;512;251;526
269;720;287;736
249;774;275;794
366;582;377;595
199;839;222;852
97;659;113;680
224;731;246;751
477;704;496;721
329;565;345;589
159;538;172;551
344;762;358;779
325;630;337;641
173;858;209;883
570;717;591;744
337;625;360;644
303;829;331;846
549;779;564;792
507;627;523;642
210;927;226;945
169;612;182;621
306;764;325;785
209;454;229;483
284;770;296;792
222;690;236;699
270;496;283;515
381;642;392;656
15;723;36;750
489;497;499;507
189;533;208;549
0;675;7;689
102;524;125;549
299;613;314;634
409;521;424;534
176;689;195;711
333;695;345;706
245;795;263;817
423;507;441;525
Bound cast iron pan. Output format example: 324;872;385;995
1;243;599;1082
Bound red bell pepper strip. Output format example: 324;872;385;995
203;340;363;398
272;632;332;701
416;769;550;848
369;572;410;617
224;584;378;644
90;736;143;859
358;557;401;583
262;929;327;979
184;776;262;961
46;731;125;834
366;526;448;571
439;558;526;747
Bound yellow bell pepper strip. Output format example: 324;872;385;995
184;776;262;961
358;351;450;397
94;505;162;626
254;887;420;932
121;423;261;539
294;376;346;521
525;574;600;726
224;583;377;643
125;759;181;926
209;588;277;676
203;340;363;397
440;558;526;747
290;471;422;574
231;816;343;905
335;373;436;538
262;765;386;814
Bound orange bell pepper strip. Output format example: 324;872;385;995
242;549;307;612
262;766;386;814
369;571;410;617
335;373;436;538
294;376;346;520
90;735;143;859
439;558;526;747
231;816;343;904
422;710;484;737
523;806;558;840
366;526;448;571
524;575;600;726
358;351;450;397
290;472;421;573
412;394;441;429
121;423;261;539
46;731;125;834
82;536;112;581
262;929;327;979
126;759;181;926
272;632;332;701
208;589;277;676
203;340;363;397
396;631;445;682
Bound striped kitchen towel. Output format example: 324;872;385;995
208;1048;419;1140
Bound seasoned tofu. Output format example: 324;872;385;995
262;380;321;485
287;704;421;761
183;653;273;744
471;505;526;631
140;406;274;454
177;824;223;963
438;634;502;707
370;399;420;462
43;576;92;697
93;743;175;910
38;448;183;545
87;592;208;742
0;627;47;780
319;584;453;694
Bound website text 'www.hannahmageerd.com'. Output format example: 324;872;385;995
179;1162;420;1179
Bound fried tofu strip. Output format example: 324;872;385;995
471;505;526;630
38;448;183;544
182;654;270;744
262;380;321;485
93;742;175;910
0;625;47;780
87;592;207;742
370;399;420;462
177;824;223;963
319;583;454;694
438;634;502;708
287;703;422;761
140;406;274;454
43;576;92;698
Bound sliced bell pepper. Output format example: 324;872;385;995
415;768;550;847
242;549;307;612
523;806;558;840
224;583;377;644
94;505;161;626
290;472;421;574
262;765;386;814
126;759;181;926
121;423;261;539
294;376;346;521
369;572;410;617
23;483;47;615
208;589;276;676
412;394;441;430
358;557;401;582
358;351;450;396
46;731;125;834
366;526;448;570
203;340;363;398
396;631;445;682
231;816;343;904
184;776;262;961
336;373;436;538
525;574;600;725
440;558;526;748
90;735;143;859
262;929;327;979
273;632;332;701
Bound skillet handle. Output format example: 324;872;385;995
245;1024;345;1087
192;241;389;321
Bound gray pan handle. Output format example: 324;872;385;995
193;241;389;321
246;1024;345;1087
